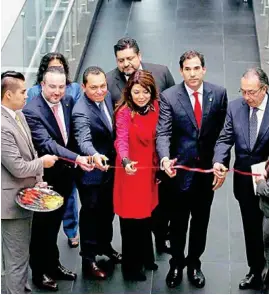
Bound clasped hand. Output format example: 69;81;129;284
76;155;94;172
212;162;228;191
93;154;110;171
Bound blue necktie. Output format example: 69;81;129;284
249;107;258;150
99;101;112;131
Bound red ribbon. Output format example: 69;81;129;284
58;157;262;177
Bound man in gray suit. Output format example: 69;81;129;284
106;37;175;253
1;71;57;294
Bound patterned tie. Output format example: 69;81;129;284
193;92;202;129
15;114;28;138
249;107;258;150
99;101;112;131
51;104;67;145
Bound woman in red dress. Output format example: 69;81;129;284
114;70;159;281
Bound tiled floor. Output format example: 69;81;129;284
1;0;262;293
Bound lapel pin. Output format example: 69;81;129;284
66;104;69;107
209;98;213;102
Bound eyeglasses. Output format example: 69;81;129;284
239;86;264;96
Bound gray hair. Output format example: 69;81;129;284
242;67;269;87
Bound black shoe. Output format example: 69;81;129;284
123;269;147;281
187;267;205;288
239;273;262;290
49;264;77;281
32;274;58;291
166;266;183;288
144;262;158;271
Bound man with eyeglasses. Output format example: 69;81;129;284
213;67;269;291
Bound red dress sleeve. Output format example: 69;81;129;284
114;107;131;161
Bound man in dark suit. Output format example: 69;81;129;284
107;37;175;253
213;67;269;291
23;66;92;291
72;66;122;280
156;50;228;288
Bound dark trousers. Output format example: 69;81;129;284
120;217;155;272
77;180;114;262
169;173;214;269
62;182;78;239
152;174;172;242
29;169;73;277
236;191;264;274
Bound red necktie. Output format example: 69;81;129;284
193;91;202;128
51;104;67;145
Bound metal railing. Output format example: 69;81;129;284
1;0;99;87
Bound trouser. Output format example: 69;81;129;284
120;217;155;272
237;196;264;274
62;182;79;239
78;180;114;262
151;173;172;242
2;217;32;294
169;173;214;269
30;168;73;277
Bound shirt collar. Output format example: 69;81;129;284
124;64;143;81
184;82;204;97
41;92;61;108
1;105;17;120
255;93;268;112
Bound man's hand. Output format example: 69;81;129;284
255;170;266;184
41;155;58;168
76;156;94;172
212;162;228;190
163;158;177;178
125;161;138;175
93;154;109;171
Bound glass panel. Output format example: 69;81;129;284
2;0;99;87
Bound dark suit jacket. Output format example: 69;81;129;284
156;81;228;191
72;92;115;185
23;94;78;192
106;62;175;104
213;96;269;199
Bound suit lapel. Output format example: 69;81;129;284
240;101;251;151
61;98;70;139
255;96;269;148
177;84;198;130
84;95;113;134
1;107;35;156
199;83;213;136
37;96;64;143
16;111;36;156
115;70;126;95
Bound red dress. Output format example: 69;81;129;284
113;102;159;219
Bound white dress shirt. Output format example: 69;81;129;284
249;93;268;139
184;83;204;110
42;93;68;144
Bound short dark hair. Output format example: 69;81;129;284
179;50;205;69
82;66;106;85
1;71;25;100
242;67;269;87
115;70;158;113
35;52;71;85
114;37;140;56
43;66;66;82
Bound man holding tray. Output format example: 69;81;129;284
1;71;57;294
